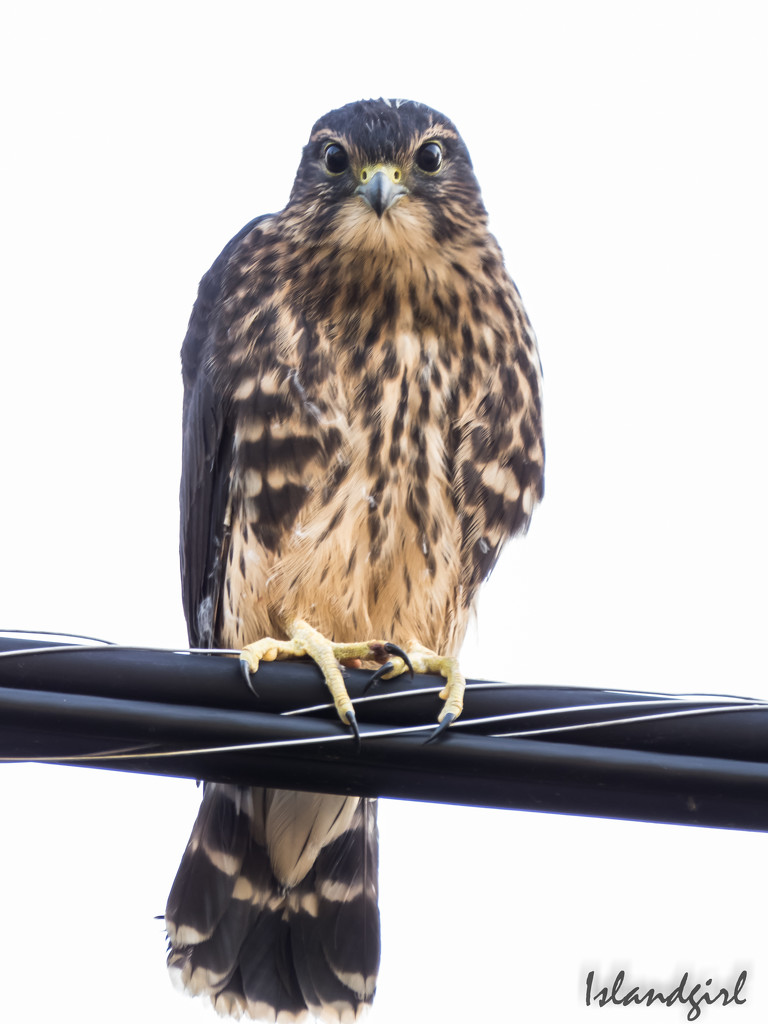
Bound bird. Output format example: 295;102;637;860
165;97;544;1022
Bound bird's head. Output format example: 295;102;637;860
286;99;488;256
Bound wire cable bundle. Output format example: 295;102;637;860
1;631;767;831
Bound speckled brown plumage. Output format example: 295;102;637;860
167;98;544;1022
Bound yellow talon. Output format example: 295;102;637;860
240;624;465;730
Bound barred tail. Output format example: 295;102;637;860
166;784;380;1021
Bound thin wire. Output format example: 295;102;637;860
0;643;239;660
188;647;241;655
0;721;435;764
451;697;768;730
0;630;115;645
0;632;234;653
491;702;768;738
283;685;444;715
287;690;765;721
289;670;768;719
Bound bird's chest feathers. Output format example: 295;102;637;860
345;328;452;541
227;320;460;644
243;325;453;543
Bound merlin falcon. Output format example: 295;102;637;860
166;98;544;1021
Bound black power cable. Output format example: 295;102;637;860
1;633;767;832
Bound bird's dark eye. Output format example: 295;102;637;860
323;144;349;175
416;141;443;173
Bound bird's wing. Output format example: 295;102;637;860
452;276;545;602
179;216;267;647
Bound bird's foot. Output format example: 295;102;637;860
240;626;462;740
240;620;413;744
409;643;465;726
365;640;465;737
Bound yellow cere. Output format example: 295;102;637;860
359;162;402;184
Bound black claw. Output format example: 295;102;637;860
345;710;361;752
364;661;394;693
425;712;455;744
240;658;259;697
384;642;414;677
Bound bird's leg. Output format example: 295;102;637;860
366;641;466;735
240;620;413;742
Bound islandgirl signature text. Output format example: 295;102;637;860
585;970;747;1021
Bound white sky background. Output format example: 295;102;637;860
1;1;767;1021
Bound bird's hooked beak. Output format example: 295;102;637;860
355;163;408;217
